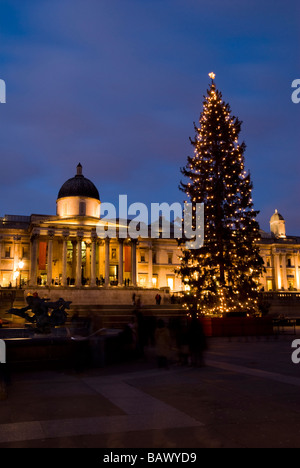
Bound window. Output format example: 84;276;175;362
79;201;86;216
138;274;147;287
152;252;157;264
140;250;146;262
167;277;174;290
168;253;173;265
152;276;158;287
22;245;29;259
111;248;117;260
5;245;11;258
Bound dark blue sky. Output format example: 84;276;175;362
0;0;299;233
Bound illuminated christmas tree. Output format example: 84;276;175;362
178;73;264;316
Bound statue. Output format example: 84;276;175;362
7;293;72;334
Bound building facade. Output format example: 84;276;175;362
258;210;300;292
0;164;299;295
0;165;182;293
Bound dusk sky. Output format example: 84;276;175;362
0;0;299;233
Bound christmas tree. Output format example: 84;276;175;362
178;73;264;316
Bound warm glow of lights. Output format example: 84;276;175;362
13;271;20;280
178;73;263;317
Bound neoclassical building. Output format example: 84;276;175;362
259;210;300;292
0;164;183;299
0;164;299;301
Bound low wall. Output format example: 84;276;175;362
260;292;300;318
268;303;300;317
4;332;125;370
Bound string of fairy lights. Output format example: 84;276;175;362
179;73;263;317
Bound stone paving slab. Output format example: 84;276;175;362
1;337;300;448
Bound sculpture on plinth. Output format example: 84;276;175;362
7;293;72;334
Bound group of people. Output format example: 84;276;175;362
155;315;207;369
122;310;207;369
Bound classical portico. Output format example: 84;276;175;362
28;227;138;289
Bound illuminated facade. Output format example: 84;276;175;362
259;210;300;292
0;165;182;293
0;164;298;295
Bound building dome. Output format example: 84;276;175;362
56;164;101;219
57;163;100;201
270;209;286;238
270;209;284;222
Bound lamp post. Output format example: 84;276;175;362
18;260;24;289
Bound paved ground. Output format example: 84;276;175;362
1;333;300;448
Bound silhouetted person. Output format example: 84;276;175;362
155;293;162;305
187;314;206;367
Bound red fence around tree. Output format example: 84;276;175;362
200;317;274;337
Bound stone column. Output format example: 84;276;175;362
29;233;39;286
47;232;54;286
148;243;153;288
295;252;300;290
281;252;288;290
97;240;102;284
13;235;21;276
0;237;3;285
76;233;83;287
71;240;77;282
105;238;110;286
131;240;137;287
118;239;124;286
0;238;2;275
90;238;97;287
85;241;91;284
273;252;280;290
61;233;68;287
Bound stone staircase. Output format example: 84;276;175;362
0;288;186;330
68;303;186;329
